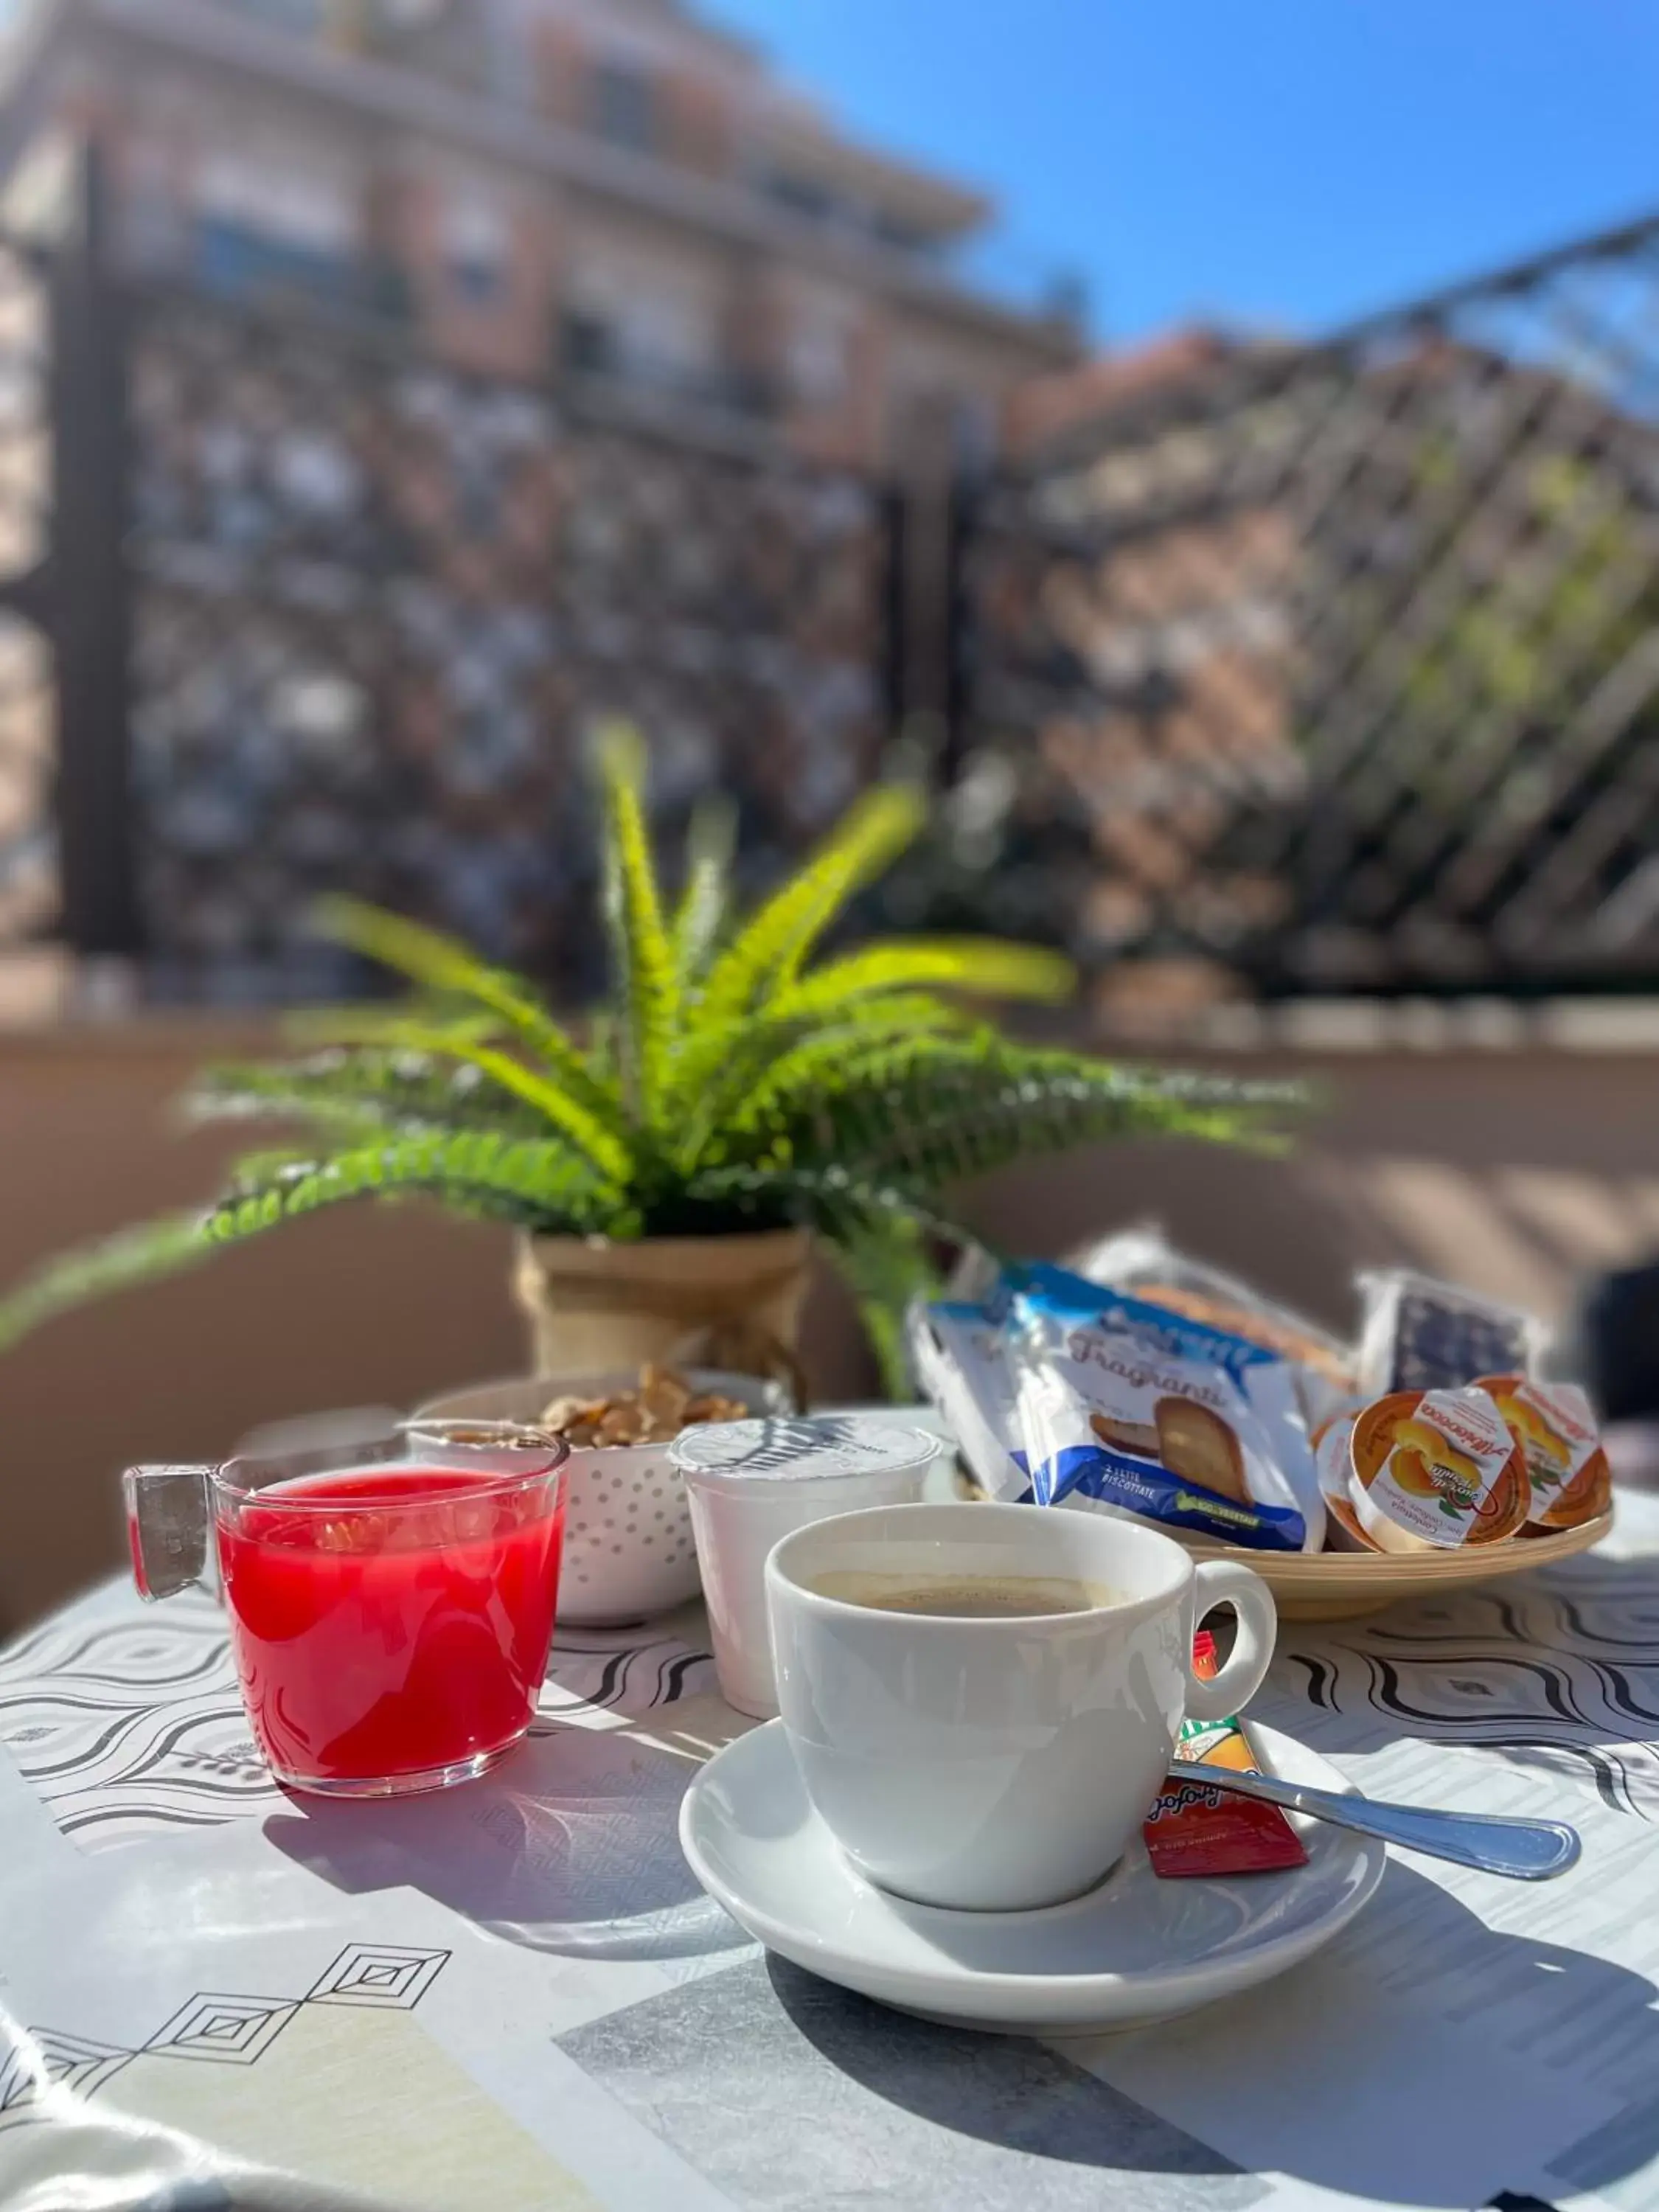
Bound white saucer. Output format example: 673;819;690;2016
680;1719;1385;2035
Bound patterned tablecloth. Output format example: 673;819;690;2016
4;1493;1659;2212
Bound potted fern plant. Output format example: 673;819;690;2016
0;737;1288;1388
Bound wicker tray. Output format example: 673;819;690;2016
1186;1510;1614;1621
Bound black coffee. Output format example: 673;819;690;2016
810;1571;1110;1618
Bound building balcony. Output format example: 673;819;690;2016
67;0;1077;362
194;218;414;329
557;312;782;431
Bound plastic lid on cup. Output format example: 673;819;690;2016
669;1413;941;1486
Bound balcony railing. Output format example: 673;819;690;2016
193;221;413;329
950;211;1659;1006
557;313;782;430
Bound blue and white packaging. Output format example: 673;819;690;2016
1068;1225;1359;1430
1008;1265;1325;1554
908;1297;1026;1498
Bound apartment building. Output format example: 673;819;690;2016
0;0;1079;464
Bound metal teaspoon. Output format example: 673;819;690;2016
1177;1763;1582;1880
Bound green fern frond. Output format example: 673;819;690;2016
293;1021;633;1183
778;939;1074;1019
285;1004;507;1051
670;989;967;1143
0;1121;641;1352
686;1158;948;1239
206;1132;629;1244
770;1038;1299;1194
315;897;620;1128
0;1211;223;1354
672;794;737;989
825;1216;944;1402
669;932;1069;1144
596;723;676;1121
189;1051;546;1141
226;1146;324;1186
699;783;925;1026
695;998;977;1162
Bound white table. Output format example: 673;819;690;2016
3;1498;1659;2211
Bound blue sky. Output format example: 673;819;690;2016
708;0;1659;344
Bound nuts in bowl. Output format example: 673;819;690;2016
414;1364;787;1626
539;1366;749;1449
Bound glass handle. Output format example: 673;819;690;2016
123;1464;213;1601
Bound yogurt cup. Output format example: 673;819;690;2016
671;1415;944;1717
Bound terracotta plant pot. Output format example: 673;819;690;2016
512;1227;813;1384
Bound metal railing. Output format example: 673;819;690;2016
10;149;1659;1015
0;145;899;1006
955;214;1659;1006
123;284;894;1002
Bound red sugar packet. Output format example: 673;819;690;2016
1142;1630;1307;1879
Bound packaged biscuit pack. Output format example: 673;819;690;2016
1071;1227;1359;1427
1357;1269;1545;1396
906;1298;1026;1499
1475;1374;1612;1533
1007;1264;1324;1552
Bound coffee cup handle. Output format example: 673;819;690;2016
1184;1559;1279;1725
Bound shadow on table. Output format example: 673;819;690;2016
761;1955;1251;2181
1048;1862;1659;2208
557;1857;1659;2208
262;1696;756;1966
556;1950;1260;2211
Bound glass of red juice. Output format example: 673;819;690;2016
124;1421;568;1797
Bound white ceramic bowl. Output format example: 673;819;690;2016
415;1369;788;1626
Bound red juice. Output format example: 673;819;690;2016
217;1463;566;1791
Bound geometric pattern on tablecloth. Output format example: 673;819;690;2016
306;1944;449;2010
0;1583;717;1850
0;2029;133;2129
1273;1550;1659;1818
144;1993;301;2065
0;1941;450;2129
10;1550;1659;1848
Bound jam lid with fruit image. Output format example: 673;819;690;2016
1475;1374;1613;1534
1348;1387;1530;1551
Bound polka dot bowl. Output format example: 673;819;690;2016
414;1369;790;1626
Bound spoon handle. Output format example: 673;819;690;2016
1182;1763;1582;1880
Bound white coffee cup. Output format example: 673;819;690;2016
765;1500;1278;1913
